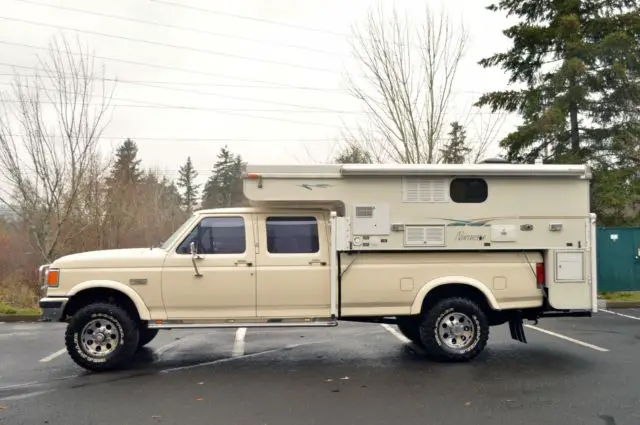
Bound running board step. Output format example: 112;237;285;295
148;319;339;330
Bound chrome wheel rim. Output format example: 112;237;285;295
436;312;476;351
80;317;121;358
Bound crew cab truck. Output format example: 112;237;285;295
37;162;598;371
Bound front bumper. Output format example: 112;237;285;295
39;297;69;322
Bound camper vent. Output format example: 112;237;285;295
404;225;446;246
355;206;375;219
402;178;449;203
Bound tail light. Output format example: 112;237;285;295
535;262;545;287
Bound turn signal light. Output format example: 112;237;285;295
46;269;60;287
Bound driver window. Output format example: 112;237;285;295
176;216;246;254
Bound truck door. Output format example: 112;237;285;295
161;214;257;320
255;213;331;318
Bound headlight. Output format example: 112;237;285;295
38;264;53;295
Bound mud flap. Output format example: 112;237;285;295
508;317;527;344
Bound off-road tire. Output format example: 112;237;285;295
419;297;489;362
396;316;423;346
138;328;159;348
64;302;139;372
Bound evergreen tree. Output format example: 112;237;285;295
474;0;640;165
103;138;144;248
201;146;247;209
474;0;640;225
176;156;200;213
439;121;471;164
333;143;373;164
105;138;143;188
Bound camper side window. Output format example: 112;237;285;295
265;216;319;254
449;178;488;203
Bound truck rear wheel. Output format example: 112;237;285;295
64;302;139;372
419;297;489;362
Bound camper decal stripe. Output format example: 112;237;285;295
299;183;332;190
438;218;492;227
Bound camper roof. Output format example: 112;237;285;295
244;163;591;179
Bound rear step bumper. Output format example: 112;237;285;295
510;309;592;344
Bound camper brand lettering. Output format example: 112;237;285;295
455;231;485;241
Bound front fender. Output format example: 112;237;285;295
67;280;152;320
409;276;500;315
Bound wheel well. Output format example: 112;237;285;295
420;283;503;324
63;288;141;322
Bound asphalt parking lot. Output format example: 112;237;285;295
1;309;639;425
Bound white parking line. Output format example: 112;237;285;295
600;308;640;321
232;327;247;357
153;338;188;358
160;340;326;374
524;324;609;352
380;324;411;344
380;324;428;355
39;348;66;363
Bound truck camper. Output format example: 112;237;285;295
38;162;597;371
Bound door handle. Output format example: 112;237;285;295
309;259;327;266
234;260;253;267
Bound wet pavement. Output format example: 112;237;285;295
1;309;639;425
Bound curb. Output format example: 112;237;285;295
0;315;41;323
598;299;640;309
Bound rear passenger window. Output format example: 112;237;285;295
449;178;488;203
266;217;319;254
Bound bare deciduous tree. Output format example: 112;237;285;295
457;105;509;163
0;35;115;262
344;3;468;164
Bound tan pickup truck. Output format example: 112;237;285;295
38;162;597;371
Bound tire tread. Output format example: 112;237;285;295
419;297;490;362
64;302;139;372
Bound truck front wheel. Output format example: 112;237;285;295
419;297;489;362
64;302;140;372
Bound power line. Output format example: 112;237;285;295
0;95;360;114
4;134;347;142
0;40;502;101
149;0;359;40
0;66;495;96
0;64;349;92
0;80;358;113
8;0;344;57
0;40;342;89
0;77;516;119
149;0;427;50
0;15;346;75
4;133;496;144
0;98;356;130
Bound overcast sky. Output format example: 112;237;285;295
0;0;522;185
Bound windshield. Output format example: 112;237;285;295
159;215;197;250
